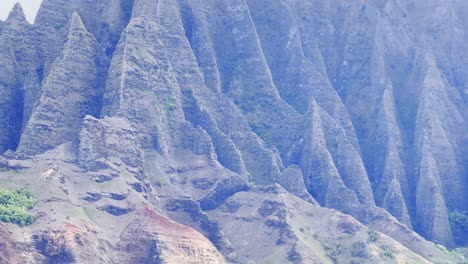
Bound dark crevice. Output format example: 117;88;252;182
178;0;196;48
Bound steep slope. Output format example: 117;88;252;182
0;3;39;153
207;185;449;264
18;13;105;156
0;30;20;153
0;152;226;263
0;0;466;263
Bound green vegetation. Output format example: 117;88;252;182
449;211;468;246
246;174;257;185
249;121;272;144
326;243;345;263
382;250;394;259
351;241;368;258
155;179;167;187
368;229;379;242
0;188;36;226
165;98;177;112
380;245;394;259
434;244;468;264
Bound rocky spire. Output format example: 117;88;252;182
131;0;159;20
381;169;412;228
415;146;454;246
244;0;360;151
2;2;40;80
415;51;465;210
0;3;42;154
368;86;412;227
1;0;466;253
301;99;368;217
379;142;412;224
5;3;29;26
17;13;102;155
101;17;182;155
0;35;20;154
409;49;464;246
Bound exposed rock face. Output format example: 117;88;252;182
301;99;374;219
79;115;143;171
0;32;20;154
116;208;226;264
1;210;226;264
0;3;36;153
17;13;105;156
0;0;466;262
101;15;184;154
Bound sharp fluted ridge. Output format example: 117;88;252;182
0;0;466;262
17;13;104;155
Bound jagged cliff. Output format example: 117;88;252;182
0;0;466;263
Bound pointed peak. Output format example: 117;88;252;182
306;98;324;129
416;35;432;54
382;83;393;98
60;12;97;57
307;98;319;113
10;2;25;16
69;12;85;29
68;12;87;33
6;2;28;25
387;177;401;191
380;84;397;116
63;12;94;49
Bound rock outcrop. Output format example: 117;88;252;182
18;13;105;156
0;0;466;262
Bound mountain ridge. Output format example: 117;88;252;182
0;0;466;263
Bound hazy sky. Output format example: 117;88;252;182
0;0;43;23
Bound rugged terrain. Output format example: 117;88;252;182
0;0;466;263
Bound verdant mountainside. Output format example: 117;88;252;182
0;0;466;263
